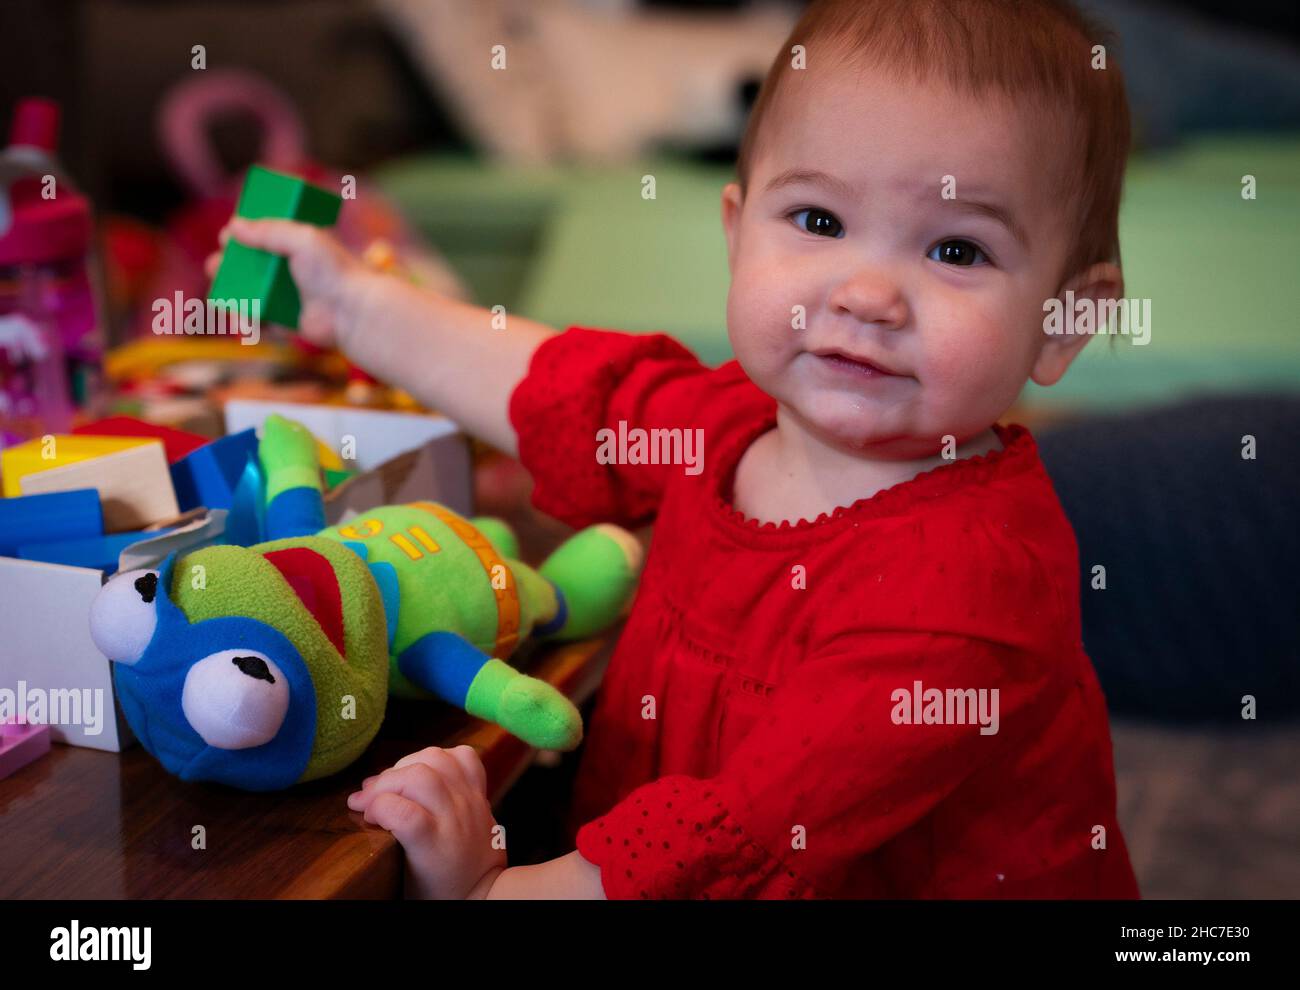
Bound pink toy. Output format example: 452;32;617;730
0;719;52;779
0;97;101;441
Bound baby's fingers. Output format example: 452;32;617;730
359;792;437;849
223;217;326;258
348;762;454;817
446;744;488;795
391;744;484;793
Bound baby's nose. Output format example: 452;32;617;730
828;269;908;330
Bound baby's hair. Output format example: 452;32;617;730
735;0;1131;284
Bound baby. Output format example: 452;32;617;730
214;0;1139;898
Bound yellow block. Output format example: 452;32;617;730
20;441;178;531
1;435;156;497
315;438;344;472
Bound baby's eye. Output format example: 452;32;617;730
789;208;844;238
928;239;988;266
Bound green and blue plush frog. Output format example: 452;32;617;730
88;414;642;791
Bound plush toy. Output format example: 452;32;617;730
88;414;643;790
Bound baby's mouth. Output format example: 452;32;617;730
810;348;903;379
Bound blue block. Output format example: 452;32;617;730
223;454;266;547
169;429;259;512
0;489;103;556
16;528;175;575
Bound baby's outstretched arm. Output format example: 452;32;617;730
347;745;605;899
211;218;556;456
482;851;606;900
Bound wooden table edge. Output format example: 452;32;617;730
276;634;613;900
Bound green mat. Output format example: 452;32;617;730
375;137;1300;411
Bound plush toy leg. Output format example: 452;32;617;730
537;524;644;641
260;414;326;538
469;516;520;559
396;630;583;751
265;487;326;539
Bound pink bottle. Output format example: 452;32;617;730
0;97;102;444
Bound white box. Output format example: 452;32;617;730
223;400;472;513
0;511;227;752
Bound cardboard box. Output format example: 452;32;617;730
222;400;472;518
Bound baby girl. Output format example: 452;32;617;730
214;0;1140;898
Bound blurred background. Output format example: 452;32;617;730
0;0;1296;897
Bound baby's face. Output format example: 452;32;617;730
722;59;1084;458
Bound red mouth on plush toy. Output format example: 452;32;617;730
261;547;347;658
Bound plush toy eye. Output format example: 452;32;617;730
88;569;161;666
181;649;291;750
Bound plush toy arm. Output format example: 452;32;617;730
260;413;326;538
397;631;583;751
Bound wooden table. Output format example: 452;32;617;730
0;631;616;899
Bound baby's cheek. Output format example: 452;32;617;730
934;336;1002;387
920;315;1026;422
727;265;800;360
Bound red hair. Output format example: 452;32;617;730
735;0;1131;280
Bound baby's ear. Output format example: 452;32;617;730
720;183;744;275
1031;261;1124;387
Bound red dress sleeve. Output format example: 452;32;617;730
507;326;716;529
576;632;1070;899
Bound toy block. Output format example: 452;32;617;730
19;440;179;532
316;438;345;472
169;428;258;512
323;467;358;490
208;166;342;329
0;720;52;780
16;527;174;574
0;488;103;556
1;434;152;497
73;416;209;464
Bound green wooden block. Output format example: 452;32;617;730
208;166;342;329
323;467;357;489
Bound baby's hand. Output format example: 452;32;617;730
206;218;364;350
346;745;507;900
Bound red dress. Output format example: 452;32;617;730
508;326;1140;900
